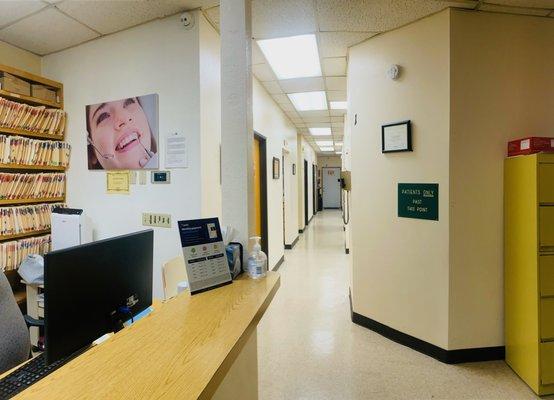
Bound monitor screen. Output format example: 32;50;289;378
44;230;153;364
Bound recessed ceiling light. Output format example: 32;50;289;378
330;101;347;110
316;141;334;147
288;91;328;111
309;127;332;136
319;146;334;152
335;151;342;155
257;34;322;80
335;142;343;147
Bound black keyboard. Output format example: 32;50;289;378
0;352;77;399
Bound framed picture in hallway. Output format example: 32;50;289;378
272;157;280;179
382;120;412;153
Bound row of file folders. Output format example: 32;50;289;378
0;234;50;272
0;173;66;200
0;97;66;137
0;202;65;236
0;135;71;167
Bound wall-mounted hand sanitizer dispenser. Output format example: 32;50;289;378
51;208;93;251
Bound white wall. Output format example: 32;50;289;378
348;10;451;348
253;78;298;266
297;135;317;229
42;14;203;299
199;14;222;219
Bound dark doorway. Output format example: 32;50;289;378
304;159;309;227
254;132;269;258
312;163;317;216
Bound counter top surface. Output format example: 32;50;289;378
7;272;280;399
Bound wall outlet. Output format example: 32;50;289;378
142;213;171;228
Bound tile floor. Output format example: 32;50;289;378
257;210;551;400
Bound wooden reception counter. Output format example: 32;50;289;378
5;272;280;400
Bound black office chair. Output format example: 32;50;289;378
0;272;43;375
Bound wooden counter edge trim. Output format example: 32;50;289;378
199;275;281;400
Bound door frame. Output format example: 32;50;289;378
304;159;309;227
312;163;317;215
254;132;269;257
322;166;342;209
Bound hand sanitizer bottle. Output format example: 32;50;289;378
247;237;267;279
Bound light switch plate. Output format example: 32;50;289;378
139;171;147;185
142;213;171;228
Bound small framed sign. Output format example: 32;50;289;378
382;120;412;153
272;157;280;179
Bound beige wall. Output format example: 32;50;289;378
348;10;451;348
0;41;41;75
448;10;554;349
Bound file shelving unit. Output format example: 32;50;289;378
0;64;66;309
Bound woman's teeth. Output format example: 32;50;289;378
116;132;139;151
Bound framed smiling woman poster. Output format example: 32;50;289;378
86;94;159;170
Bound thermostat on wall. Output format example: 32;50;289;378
151;171;170;184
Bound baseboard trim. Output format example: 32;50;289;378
345;248;350;254
308;215;314;224
285;236;299;250
349;291;504;364
324;207;341;210
272;255;285;272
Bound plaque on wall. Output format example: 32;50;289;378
398;183;438;221
382;120;412;153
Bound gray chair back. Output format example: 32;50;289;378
0;273;30;375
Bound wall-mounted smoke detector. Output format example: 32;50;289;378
387;64;400;80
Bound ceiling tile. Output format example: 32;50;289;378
280;102;297;112
319;31;377;58
303;116;332;123
57;0;205;35
331;116;344;122
486;0;554;7
252;41;266;64
316;0;477;32
327;91;347;101
279;77;325;93
332;122;344;128
299;110;330;118
326;77;347;91
252;63;277;82
262;81;283;94
322;57;347;76
252;0;317;39
0;1;46;28
0;7;99;55
479;3;552;15
330;109;347;116
272;94;290;104
204;5;220;28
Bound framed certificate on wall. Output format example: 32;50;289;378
382;120;412;153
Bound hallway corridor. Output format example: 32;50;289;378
257;211;548;400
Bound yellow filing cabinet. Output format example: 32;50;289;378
505;153;554;396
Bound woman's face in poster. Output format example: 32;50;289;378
88;97;153;169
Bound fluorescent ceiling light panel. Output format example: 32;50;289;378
257;34;322;80
319;146;334;152
309;127;331;136
316;140;334;147
330;101;347;110
336;151;342;155
335;142;343;147
288;91;328;111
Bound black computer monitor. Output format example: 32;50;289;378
44;229;153;364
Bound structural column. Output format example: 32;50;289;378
220;0;253;262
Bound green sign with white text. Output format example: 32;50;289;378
398;183;438;221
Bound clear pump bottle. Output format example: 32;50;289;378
247;237;267;279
